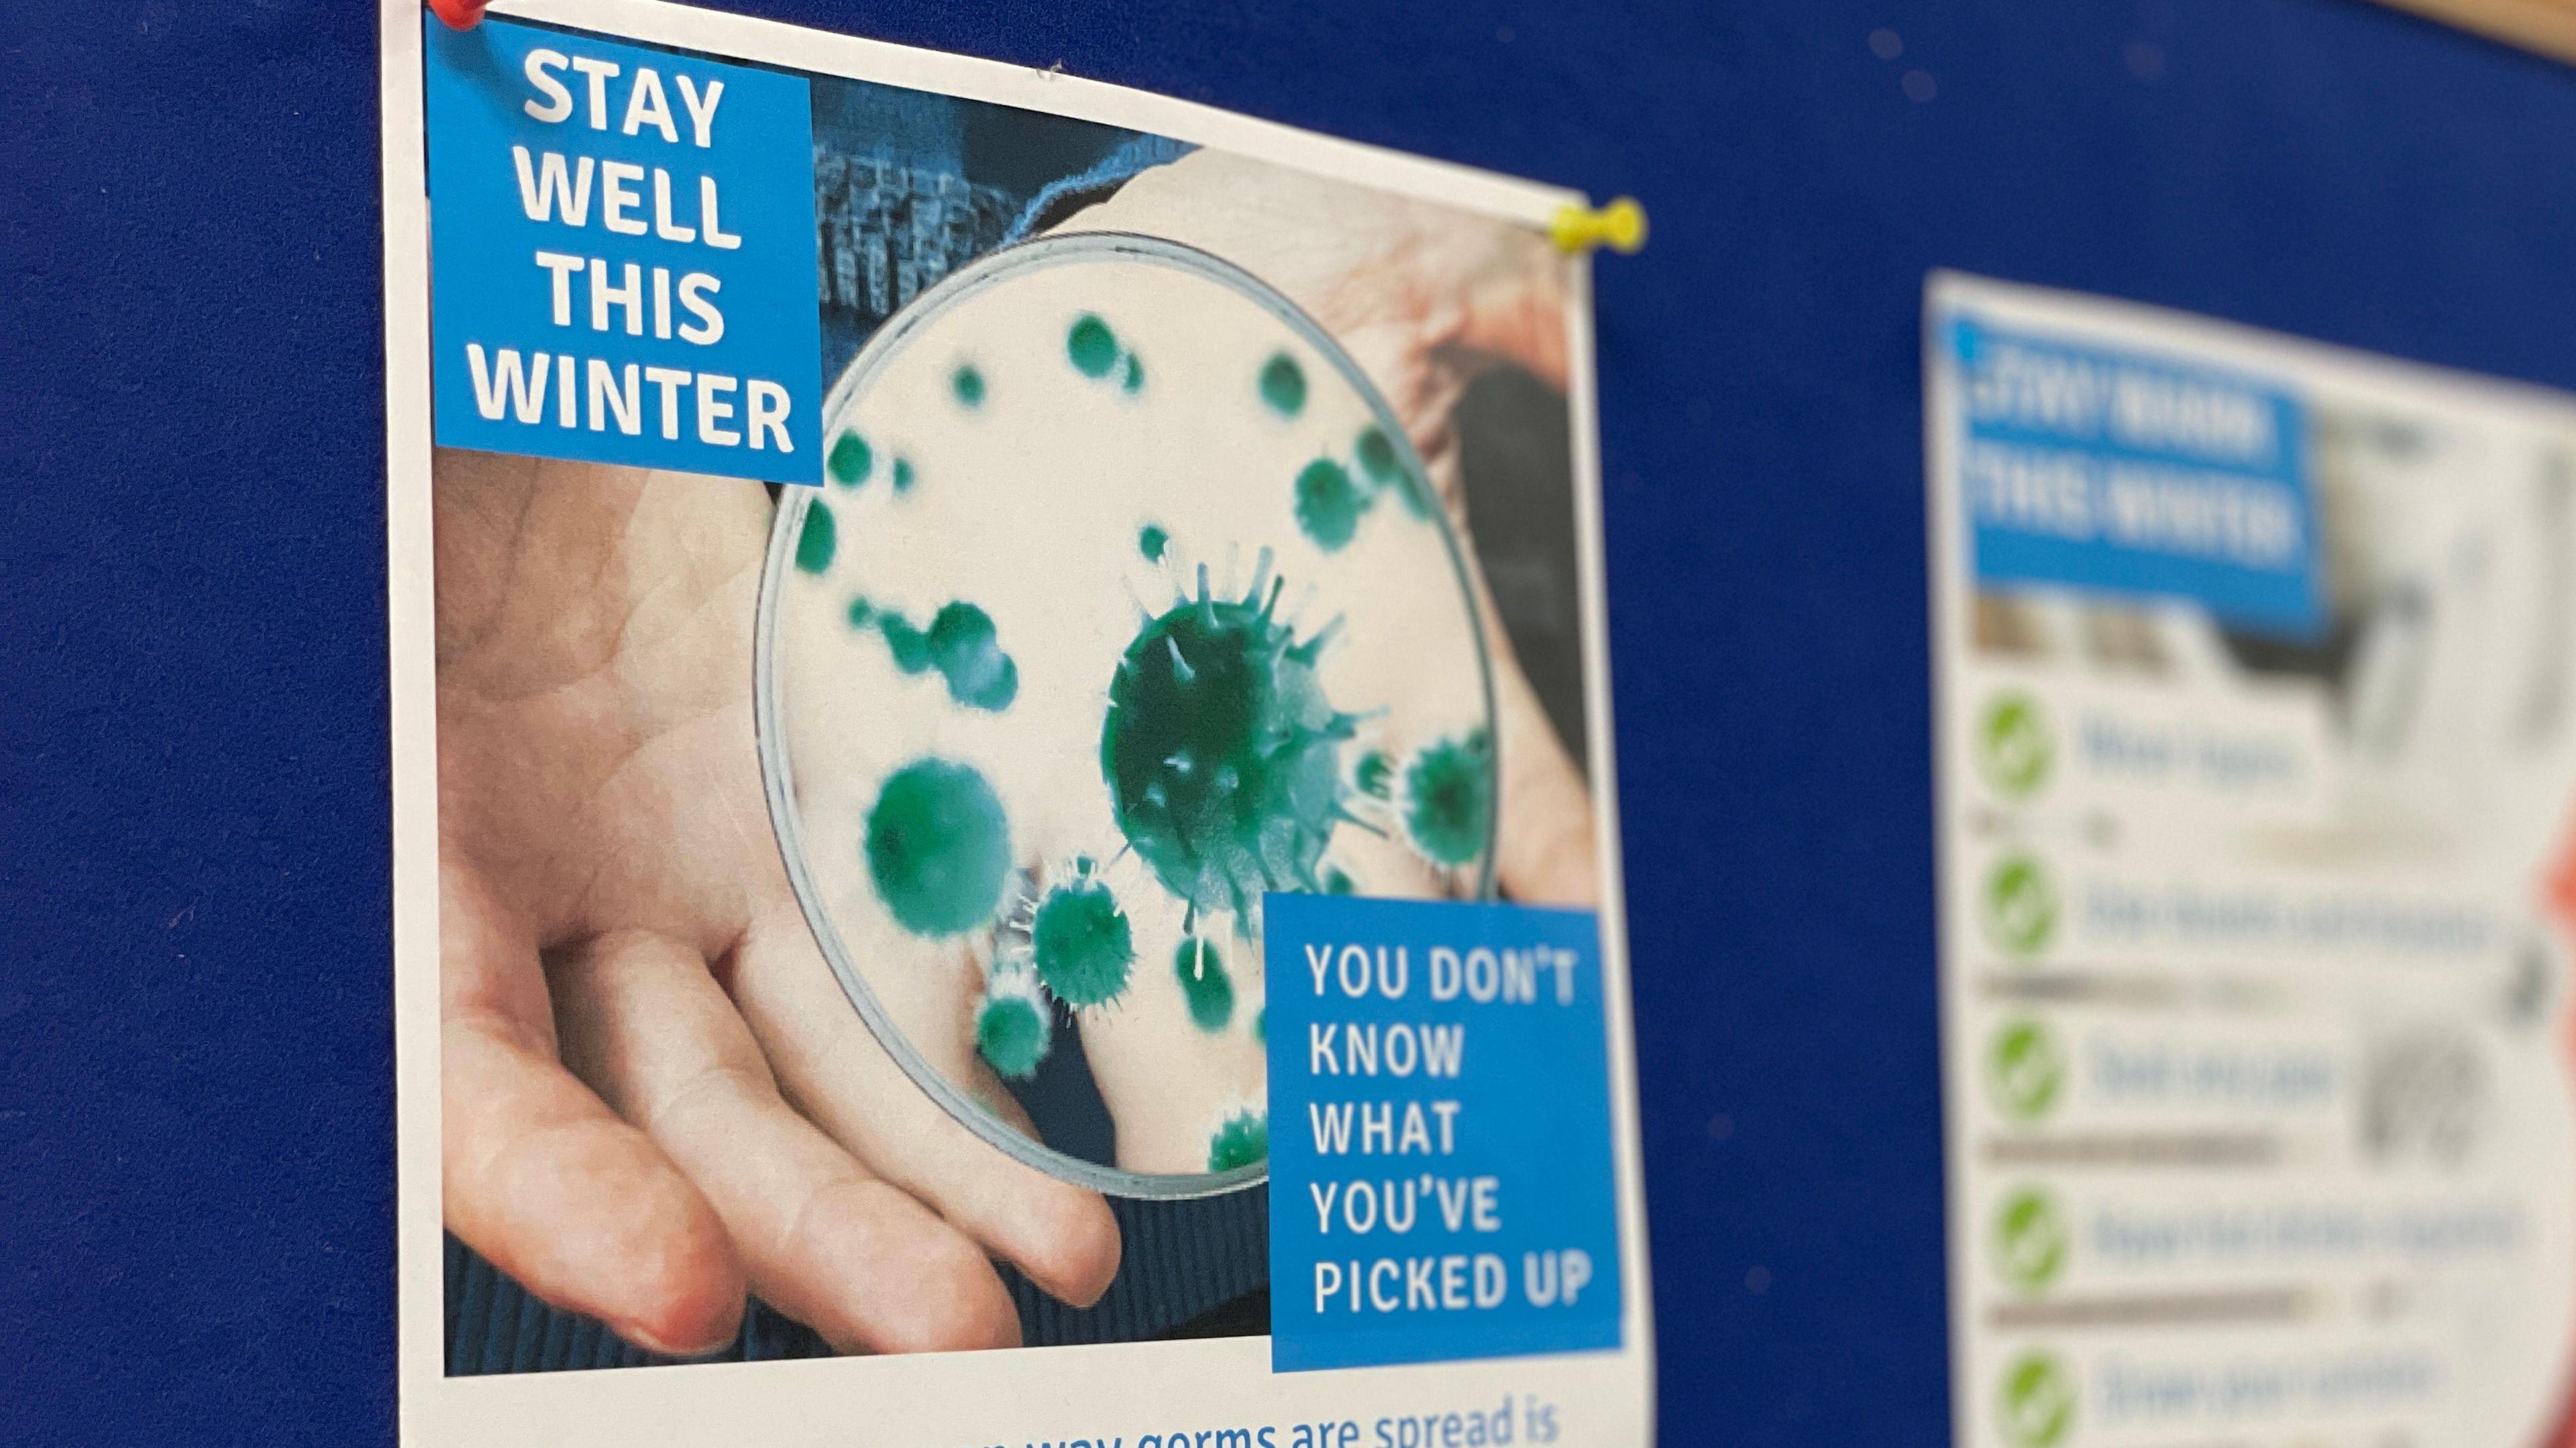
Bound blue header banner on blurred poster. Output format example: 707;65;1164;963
424;17;823;483
1943;314;2323;638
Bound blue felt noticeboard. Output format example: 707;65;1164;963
14;1;2576;1443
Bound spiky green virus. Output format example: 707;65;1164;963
1353;749;1394;800
1102;553;1358;925
1030;872;1134;1007
865;758;1012;937
1175;936;1233;1032
1208;1109;1269;1172
1404;728;1494;868
975;970;1052;1080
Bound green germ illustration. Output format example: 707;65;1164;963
794;498;837;574
1253;1007;1265;1044
851;601;1017;711
1102;553;1362;924
1138;524;1169;563
1259;351;1306;417
925;602;1019;712
1208;1110;1269;1171
1295;457;1371;552
1356;424;1436;518
1067;314;1120;379
892;456;916;493
1354;749;1394;799
1322;865;1356;895
975;974;1052;1080
951;364;986;408
1175;936;1234;1032
827;430;873;487
864;758;1012;938
1120;351;1145;394
878;612;934;674
1404;728;1494;867
1030;871;1134;1007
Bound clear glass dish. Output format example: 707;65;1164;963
754;232;1496;1197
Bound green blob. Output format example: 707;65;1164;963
827;431;873;487
864;602;1017;710
1355;426;1401;482
1259;352;1306;417
926;602;1019;712
976;992;1050;1080
1405;729;1494;867
1031;877;1134;1007
1357;425;1436;518
794;498;837;574
1175;937;1234;1032
1120;351;1145;394
1102;557;1349;923
952;364;986;408
892;457;916;493
1067;314;1120;379
1294;457;1370;552
864;759;1012;938
1138;524;1169;563
1254;1007;1265;1044
1208;1111;1268;1172
1354;749;1394;799
1322;866;1355;895
878;614;934;674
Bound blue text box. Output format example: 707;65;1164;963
1945;314;2324;638
425;17;822;482
1266;894;1623;1372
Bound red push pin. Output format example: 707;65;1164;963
429;0;488;28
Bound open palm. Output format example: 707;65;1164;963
433;447;1118;1356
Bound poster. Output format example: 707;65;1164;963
1928;272;2576;1448
380;1;1652;1443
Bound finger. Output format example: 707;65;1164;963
1452;252;1570;392
1490;650;1601;907
1407;443;1599;908
438;860;746;1356
551;930;1022;1354
727;898;1124;1308
1069;860;1269;1176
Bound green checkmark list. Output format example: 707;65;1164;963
1997;1351;2078;1448
1977;692;2054;799
1992;1186;2069;1294
1985;1017;2065;1123
1982;852;2058;958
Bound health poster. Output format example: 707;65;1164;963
379;2;1652;1445
1928;272;2576;1448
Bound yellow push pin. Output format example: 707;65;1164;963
1551;197;1648;256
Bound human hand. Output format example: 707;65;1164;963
433;448;1119;1356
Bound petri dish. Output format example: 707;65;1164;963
754;232;1497;1198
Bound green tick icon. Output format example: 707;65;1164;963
1977;692;2055;799
1982;852;2059;958
1985;1018;2065;1123
1996;1351;2078;1448
1992;1186;2069;1294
